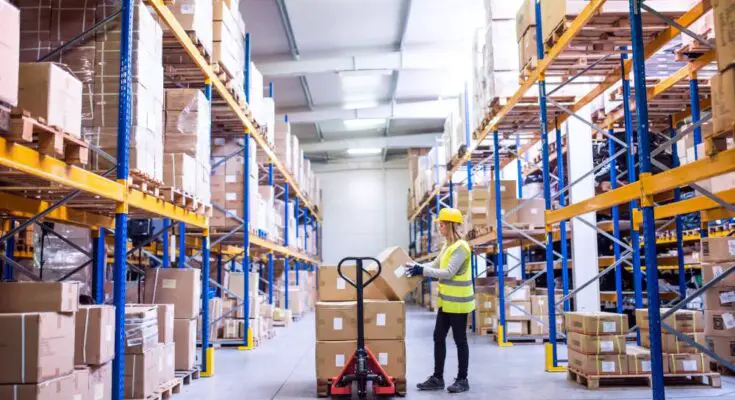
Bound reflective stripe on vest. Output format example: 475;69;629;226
437;239;475;314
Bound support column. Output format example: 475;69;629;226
241;133;251;348
200;231;212;373
670;119;687;299
493;131;509;344
284;183;290;310
216;253;223;298
609;132;623;313
555;124;570;312
161;218;170;268
268;252;274;304
3;219;15;280
92;228;106;304
178;222;186;268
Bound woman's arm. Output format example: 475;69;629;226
421;246;469;280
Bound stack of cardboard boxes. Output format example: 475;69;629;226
702;236;735;368
529;290;565;336
210;137;258;228
636;308;706;374
75;305;116;400
0;282;102;399
315;247;419;392
213;0;246;99
0;0;19;110
566;312;629;376
222;270;271;342
710;0;735;155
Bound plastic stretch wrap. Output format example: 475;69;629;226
33;223;92;296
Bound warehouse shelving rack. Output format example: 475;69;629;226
0;0;321;399
407;0;732;397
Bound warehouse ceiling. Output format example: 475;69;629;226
240;0;484;163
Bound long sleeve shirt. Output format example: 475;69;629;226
419;245;470;280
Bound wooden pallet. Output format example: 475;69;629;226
160;186;212;215
156;378;182;399
710;361;735;376
5;109;89;166
317;378;406;397
175;368;201;385
567;367;721;390
129;169;163;197
163;31;212;64
704;124;734;157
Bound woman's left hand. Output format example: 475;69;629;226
406;264;424;277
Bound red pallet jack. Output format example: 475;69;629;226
329;257;398;398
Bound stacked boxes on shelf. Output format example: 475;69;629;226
636;308;706;374
169;0;213;58
213;0;246;101
75;304;116;400
701;236;735;368
277;270;311;319
529;289;564;336
710;0;735;154
483;0;523;100
566;312;629;376
0;0;19;108
0;282;96;399
222;270;276;343
210;137;258;228
123;305;161;399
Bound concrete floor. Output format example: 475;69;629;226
177;307;735;399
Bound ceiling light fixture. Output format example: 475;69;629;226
347;148;382;156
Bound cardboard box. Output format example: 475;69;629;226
641;331;705;354
627;345;670;375
223;319;240;339
516;198;546;228
702;262;735;287
515;0;536;41
159;342;175;384
667;353;707;374
705;310;735;336
173;318;197;370
0;368;89;400
317;265;385;301
706;335;735;364
508;301;532;320
228;271;259;299
636;308;704;333
499;285;531;302
124;345;159;399
75;305;115;366
568;348;627;375
476;310;497;331
144;268;201;319
124;305;159;354
704;286;735;311
156;304;175;344
89;362;112;400
315;302;357;341
0;312;75;384
279;286;304;315
0;0;19;106
363;300;405;340
529;315;564;336
714;0;735;71
505;320;530;336
365;340;407;380
490;180;517;200
711;68;735;135
531;295;551;316
702;237;735;263
565;312;628;335
476;293;496;312
368;247;421;301
0;281;79;313
315;341;356;381
567;332;626;355
18;63;83;138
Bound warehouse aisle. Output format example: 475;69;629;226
177;307;735;400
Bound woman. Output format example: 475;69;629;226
407;207;473;394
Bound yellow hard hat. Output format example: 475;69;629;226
437;207;463;224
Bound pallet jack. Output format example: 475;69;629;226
329;257;398;398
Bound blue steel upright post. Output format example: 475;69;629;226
609;132;623;312
465;105;475;330
178;222;186;268
493;131;510;346
554;124;569;311
284;183;290;310
162;218;170;268
112;0;133;397
629;0;665;396
689;73;707;238
93;228;106;303
516;135;527;281
241;134;252;349
200;81;215;371
3;220;14;280
534;0;560;370
670;118;686;298
268;163;275;304
216;253;223;298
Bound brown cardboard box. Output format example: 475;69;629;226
507;301;532;320
365;340;407;380
667;353;707;374
368;247;421;301
705;310;735;336
75;305;115;365
174;318;197;370
316;302;357;341
565;312;628;335
363;301;405;340
529;315;564;336
702;237;735;263
89;362;112;400
505;320;530;336
515;0;536;40
704;286;735;311
0;0;19;106
476;310;497;331
490;180;518;200
124;345;160;399
0;281;79;313
702;262;735;287
627;345;670;375
317;265;385;301
568;348;628;375
0;312;75;384
144;268;201;319
518;28;538;70
0;368;89;400
18;63;83;138
223;319;240;339
156;304;175;344
713;0;735;71
279;286;305;315
707;335;735;364
641;331;705;354
531;295;551;316
159;343;175;385
516;198;546;228
499;285;531;302
636;308;704;332
567;332;626;355
486;197;521;227
315;341;356;381
711;68;735;135
476;293;496;312
124;305;159;354
228;271;259;299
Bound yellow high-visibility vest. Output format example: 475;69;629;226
436;240;475;314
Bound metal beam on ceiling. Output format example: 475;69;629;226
278;98;458;123
301;132;441;153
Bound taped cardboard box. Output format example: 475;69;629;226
75;305;115;366
566;332;626;355
0;312;75;384
713;0;735;71
636;308;704;333
641;331;705;354
315;340;356;381
627;345;670;375
565;312;628;335
711;68;735;135
707;335;735;364
18;62;82;138
89;362;112;400
228;271;259;299
168;0;213;55
367;247;420;301
705;310;735;336
163;153;197;194
124;305;159;354
0;368;89;400
507;301;532;320
223;318;240;339
144;268;201;319
124;345;160;399
174;318;197;370
702;236;735;263
0;0;19;106
505;320;530;336
363;300;405;340
156;304;175;344
315;301;358;341
159;342;175;385
568;348;628;375
704;286;735;311
279;286;305;316
365;340;407;380
702;262;735;287
667;353;707;374
0;281;78;313
529;315;564;336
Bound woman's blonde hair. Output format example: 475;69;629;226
444;221;464;245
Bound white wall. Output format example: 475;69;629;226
315;159;410;265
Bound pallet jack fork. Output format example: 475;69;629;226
330;257;397;398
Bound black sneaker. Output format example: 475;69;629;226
416;375;445;391
447;378;469;393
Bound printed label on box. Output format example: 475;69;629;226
600;361;616;373
507;322;522;334
333;317;343;330
530;208;538;214
106;325;113;342
336;278;346;290
376;313;386;326
394;265;406;278
73;395;82;400
721;291;735;304
226;175;238;183
484;301;492;309
336;354;345;367
599;340;614;352
723;312;735;329
484;317;492;325
226;192;237;201
682;360;697;372
180;3;195;13
162;279;177;289
510;306;526;317
729;240;735;256
641;360;651;372
214;138;225;145
714;265;724;277
378;352;388;365
602;321;616;333
94;384;104;400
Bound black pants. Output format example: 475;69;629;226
433;308;469;380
